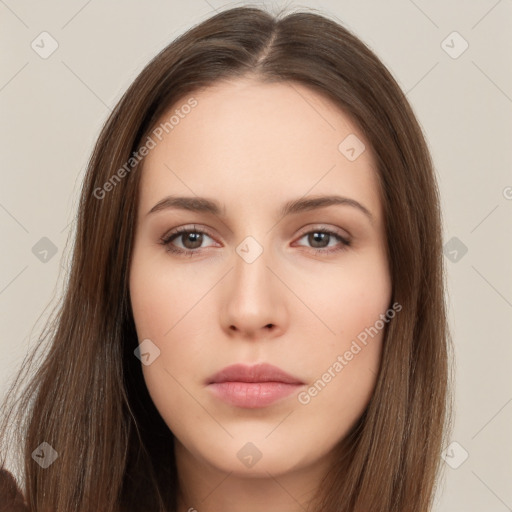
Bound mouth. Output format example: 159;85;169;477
206;363;304;409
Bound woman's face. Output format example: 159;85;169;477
129;78;392;481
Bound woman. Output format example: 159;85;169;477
0;6;451;511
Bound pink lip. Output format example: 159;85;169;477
206;363;304;409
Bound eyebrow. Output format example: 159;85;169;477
147;194;374;224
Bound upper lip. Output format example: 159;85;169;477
207;363;304;385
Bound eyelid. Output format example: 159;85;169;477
294;224;351;242
160;223;351;256
161;224;349;242
160;224;218;245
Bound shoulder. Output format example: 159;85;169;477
0;469;28;512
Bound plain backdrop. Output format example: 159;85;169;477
1;1;511;510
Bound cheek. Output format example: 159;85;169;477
290;247;392;348
129;249;219;433
130;249;168;339
290;248;391;424
291;301;390;459
129;247;210;339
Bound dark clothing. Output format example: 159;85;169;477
0;470;28;512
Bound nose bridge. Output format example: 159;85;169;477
232;239;274;309
222;237;285;335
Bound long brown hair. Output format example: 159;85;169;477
0;6;451;511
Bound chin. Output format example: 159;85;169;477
182;433;319;478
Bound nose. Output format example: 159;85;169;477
220;244;289;340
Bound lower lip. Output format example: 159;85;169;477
208;381;302;408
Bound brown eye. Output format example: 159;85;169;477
177;231;204;249
160;226;217;256
308;232;331;248
295;228;350;254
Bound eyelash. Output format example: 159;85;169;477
159;225;351;257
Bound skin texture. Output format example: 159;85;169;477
129;78;392;512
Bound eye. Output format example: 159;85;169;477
160;225;218;256
160;225;351;257
294;227;351;254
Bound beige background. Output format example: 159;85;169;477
1;0;511;510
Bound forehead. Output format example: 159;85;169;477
139;78;382;222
